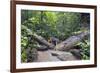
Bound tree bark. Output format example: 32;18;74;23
54;31;89;51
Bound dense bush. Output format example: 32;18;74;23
77;39;90;60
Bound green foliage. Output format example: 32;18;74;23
21;10;81;40
21;49;27;62
55;12;81;40
21;36;28;47
77;40;90;60
21;35;28;62
21;10;90;62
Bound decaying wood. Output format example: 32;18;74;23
22;25;55;49
54;31;89;51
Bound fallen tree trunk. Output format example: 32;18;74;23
22;25;89;51
22;25;55;49
54;31;89;51
36;45;48;51
33;33;55;49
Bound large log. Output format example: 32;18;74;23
36;45;48;51
54;31;89;51
21;25;55;49
33;33;55;49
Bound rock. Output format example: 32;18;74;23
50;50;77;61
57;53;77;61
26;48;38;62
70;49;82;59
37;50;60;62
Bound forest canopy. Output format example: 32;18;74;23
21;10;90;62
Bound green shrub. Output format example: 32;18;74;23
77;40;90;60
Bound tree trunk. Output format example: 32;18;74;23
22;25;55;49
54;31;89;51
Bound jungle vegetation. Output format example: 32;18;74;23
21;10;90;62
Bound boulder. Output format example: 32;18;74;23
37;50;60;62
50;50;77;61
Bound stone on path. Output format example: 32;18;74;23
37;50;60;62
50;50;77;61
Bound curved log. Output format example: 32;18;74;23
54;31;89;51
